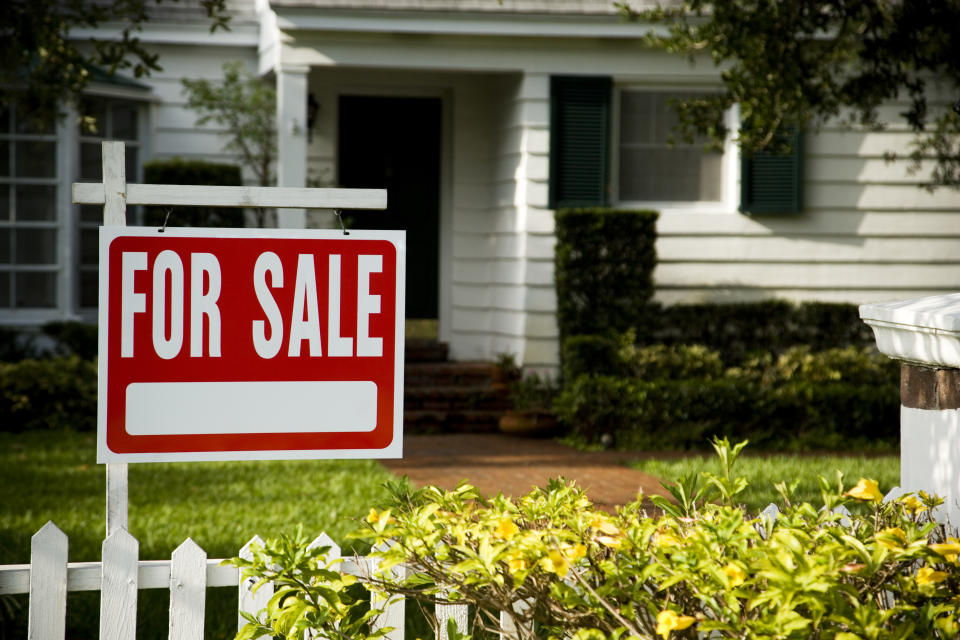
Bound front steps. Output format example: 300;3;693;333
404;340;509;433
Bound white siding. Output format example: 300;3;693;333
142;44;261;176
654;99;960;305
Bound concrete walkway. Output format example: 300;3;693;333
382;433;672;511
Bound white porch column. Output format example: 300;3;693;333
860;294;960;528
276;64;308;228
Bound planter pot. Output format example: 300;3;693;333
498;410;557;437
491;367;520;392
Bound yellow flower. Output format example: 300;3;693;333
506;553;527;574
916;566;949;586
654;529;682;548
844;478;883;503
656;610;696;639
901;494;928;514
493;517;519;540
590;516;621;536
543;549;570;577
597;535;622;549
722;562;746;587
929;537;960;561
877;527;907;550
366;508;381;523
565;543;587;560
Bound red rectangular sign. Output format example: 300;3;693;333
97;227;405;462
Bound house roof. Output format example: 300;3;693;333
266;0;671;15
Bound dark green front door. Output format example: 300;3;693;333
338;95;441;320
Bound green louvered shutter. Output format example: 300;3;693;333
549;76;612;208
740;128;804;215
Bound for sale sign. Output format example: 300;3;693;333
97;227;405;462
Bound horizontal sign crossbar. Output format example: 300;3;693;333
73;183;387;210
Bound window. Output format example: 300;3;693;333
76;96;142;310
615;89;725;205
0;105;60;309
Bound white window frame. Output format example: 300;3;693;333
0;85;152;326
611;84;740;215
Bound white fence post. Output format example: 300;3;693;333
169;538;207;640
436;600;469;640
238;535;271;632
99;529;139;640
369;543;406;640
27;521;68;640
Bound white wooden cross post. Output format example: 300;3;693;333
73;141;388;537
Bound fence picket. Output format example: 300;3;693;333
369;544;405;640
28;521;68;640
499;599;530;640
169;539;206;640
436;601;468;640
238;535;271;632
99;529;139;640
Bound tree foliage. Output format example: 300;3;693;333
621;0;960;188
1;0;229;128
181;61;276;189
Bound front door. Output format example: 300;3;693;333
338;95;441;320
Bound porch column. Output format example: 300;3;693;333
276;64;308;228
860;295;960;527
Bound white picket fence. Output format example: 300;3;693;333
0;521;470;640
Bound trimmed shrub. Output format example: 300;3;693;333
41;321;98;360
561;334;626;381
643;300;876;363
554;208;658;341
143;158;245;228
554;374;898;451
0;357;97;432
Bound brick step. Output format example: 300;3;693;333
404;386;510;412
405;361;496;387
405;339;449;363
404;410;502;434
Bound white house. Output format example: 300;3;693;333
3;0;959;370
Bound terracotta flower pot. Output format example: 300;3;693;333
498;410;557;437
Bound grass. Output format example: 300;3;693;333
630;453;900;514
0;429;398;639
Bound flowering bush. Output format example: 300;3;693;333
235;439;960;640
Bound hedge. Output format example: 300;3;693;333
554;208;658;341
143;158;245;228
555;344;900;451
0;357;97;432
554;374;899;451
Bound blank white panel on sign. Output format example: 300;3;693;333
125;381;378;435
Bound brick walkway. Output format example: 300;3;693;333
382;433;672;511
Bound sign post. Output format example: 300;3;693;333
74;142;397;535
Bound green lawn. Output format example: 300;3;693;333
0;429;398;639
630;453;901;514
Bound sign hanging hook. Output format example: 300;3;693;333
334;209;350;236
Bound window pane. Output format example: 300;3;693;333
0;141;9;177
0;185;8;221
16;185;56;221
15;228;57;265
15;140;56;178
620;92;654;144
80;143;102;181
125;147;138;182
80;270;98;308
15;112;55;135
0;104;10;133
80;228;98;266
80;204;101;223
79;99;108;136
0;273;8;307
15;271;56;308
0;228;9;263
619;148;722;201
112;103;138;140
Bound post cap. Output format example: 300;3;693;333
860;293;960;368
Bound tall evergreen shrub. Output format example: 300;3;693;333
554;208;658;341
143;158;245;228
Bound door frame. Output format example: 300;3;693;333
334;84;453;341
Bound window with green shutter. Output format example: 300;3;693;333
549;76;612;209
740;127;804;215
